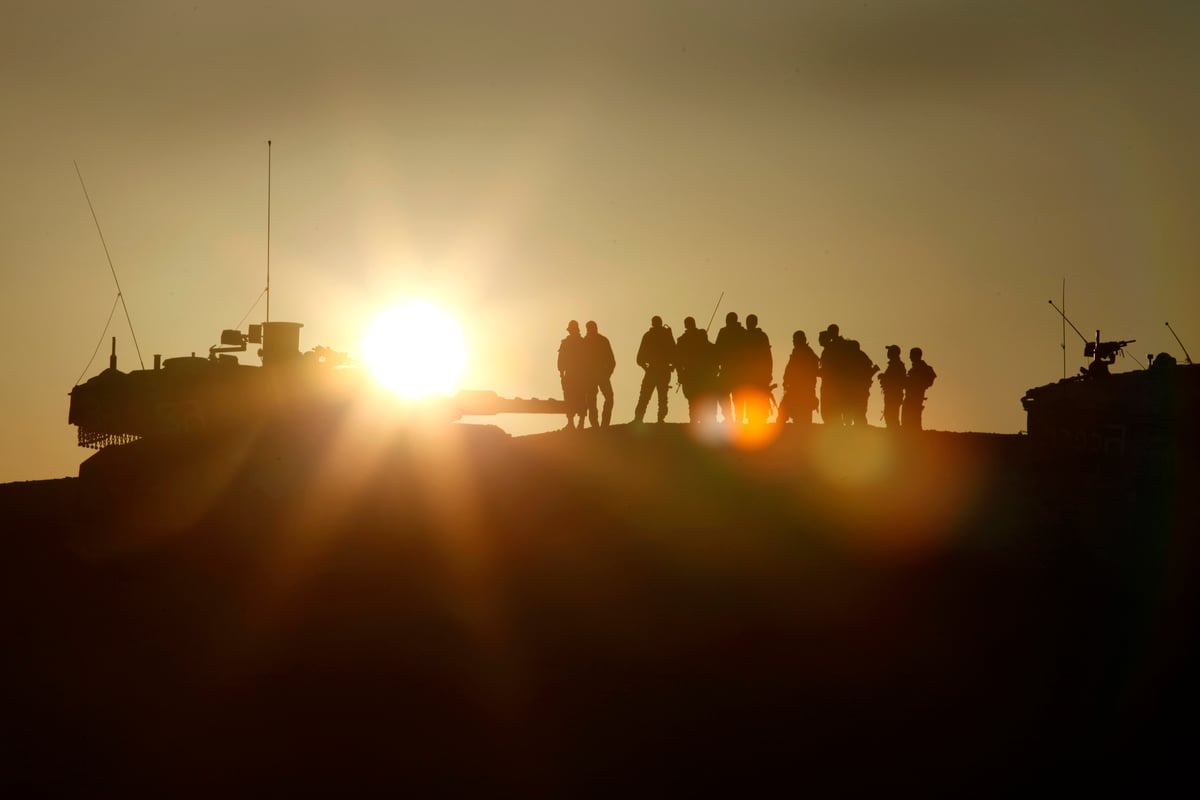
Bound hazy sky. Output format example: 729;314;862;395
3;0;1199;481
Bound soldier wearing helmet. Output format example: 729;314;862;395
902;347;937;431
583;320;616;428
777;330;819;424
878;344;906;429
558;320;587;429
633;315;676;423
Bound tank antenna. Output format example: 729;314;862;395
74;161;145;370
1165;321;1193;364
704;291;725;332
1047;299;1088;345
265;139;272;324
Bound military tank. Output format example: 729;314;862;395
1020;333;1199;458
66;320;568;541
70;320;565;449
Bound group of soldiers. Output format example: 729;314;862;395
557;314;936;431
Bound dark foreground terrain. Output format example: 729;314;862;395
3;421;1198;793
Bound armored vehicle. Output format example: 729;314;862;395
1020;334;1199;458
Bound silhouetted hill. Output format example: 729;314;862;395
2;424;1197;793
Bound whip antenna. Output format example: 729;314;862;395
266;139;271;323
74;161;145;370
1061;279;1066;378
1047;299;1088;345
704;291;725;332
1166;321;1193;364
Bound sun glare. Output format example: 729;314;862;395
363;300;468;398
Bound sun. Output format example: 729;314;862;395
362;300;468;398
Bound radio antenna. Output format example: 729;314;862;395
1047;299;1088;345
704;291;725;332
74;161;145;370
1061;279;1066;378
1165;321;1193;364
265;139;272;323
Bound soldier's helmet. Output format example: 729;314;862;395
726;311;738;325
887;344;900;358
827;323;840;337
651;315;663;327
567;320;580;333
586;320;598;334
747;314;759;329
793;330;807;346
684;316;696;330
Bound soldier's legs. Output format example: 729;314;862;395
561;378;576;429
598;377;614;427
585;385;600;428
883;397;900;428
655;374;669;422
901;397;923;431
634;372;654;422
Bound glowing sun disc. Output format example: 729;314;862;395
363;301;467;397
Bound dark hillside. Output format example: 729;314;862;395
2;424;1197;793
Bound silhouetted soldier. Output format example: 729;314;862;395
634;315;676;423
818;324;845;425
558;320;587;429
902;347;937;431
715;311;746;424
583;320;616;428
878;344;906;429
777;330;818;424
674;316;719;423
845;340;878;426
744;314;773;424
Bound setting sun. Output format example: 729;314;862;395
362;300;468;398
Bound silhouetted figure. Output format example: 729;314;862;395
878;344;906;429
902;347;936;431
1150;352;1178;370
845;339;878;427
634;316;676;423
744;314;773;424
583;320;616;428
674;316;719;423
818;324;846;425
715;311;747;424
558;320;587;429
777;330;819;424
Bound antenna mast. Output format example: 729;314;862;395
266;139;272;323
1166;321;1193;364
704;291;725;332
1061;278;1066;378
1048;299;1088;346
74;161;145;370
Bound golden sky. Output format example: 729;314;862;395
3;0;1199;481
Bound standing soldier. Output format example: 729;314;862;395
845;340;878;426
902;347;937;431
674;316;719;423
818;324;845;425
583;320;616;428
744;314;773;424
878;345;906;429
715;311;746;424
633;316;676;423
777;330;819;424
557;320;587;429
